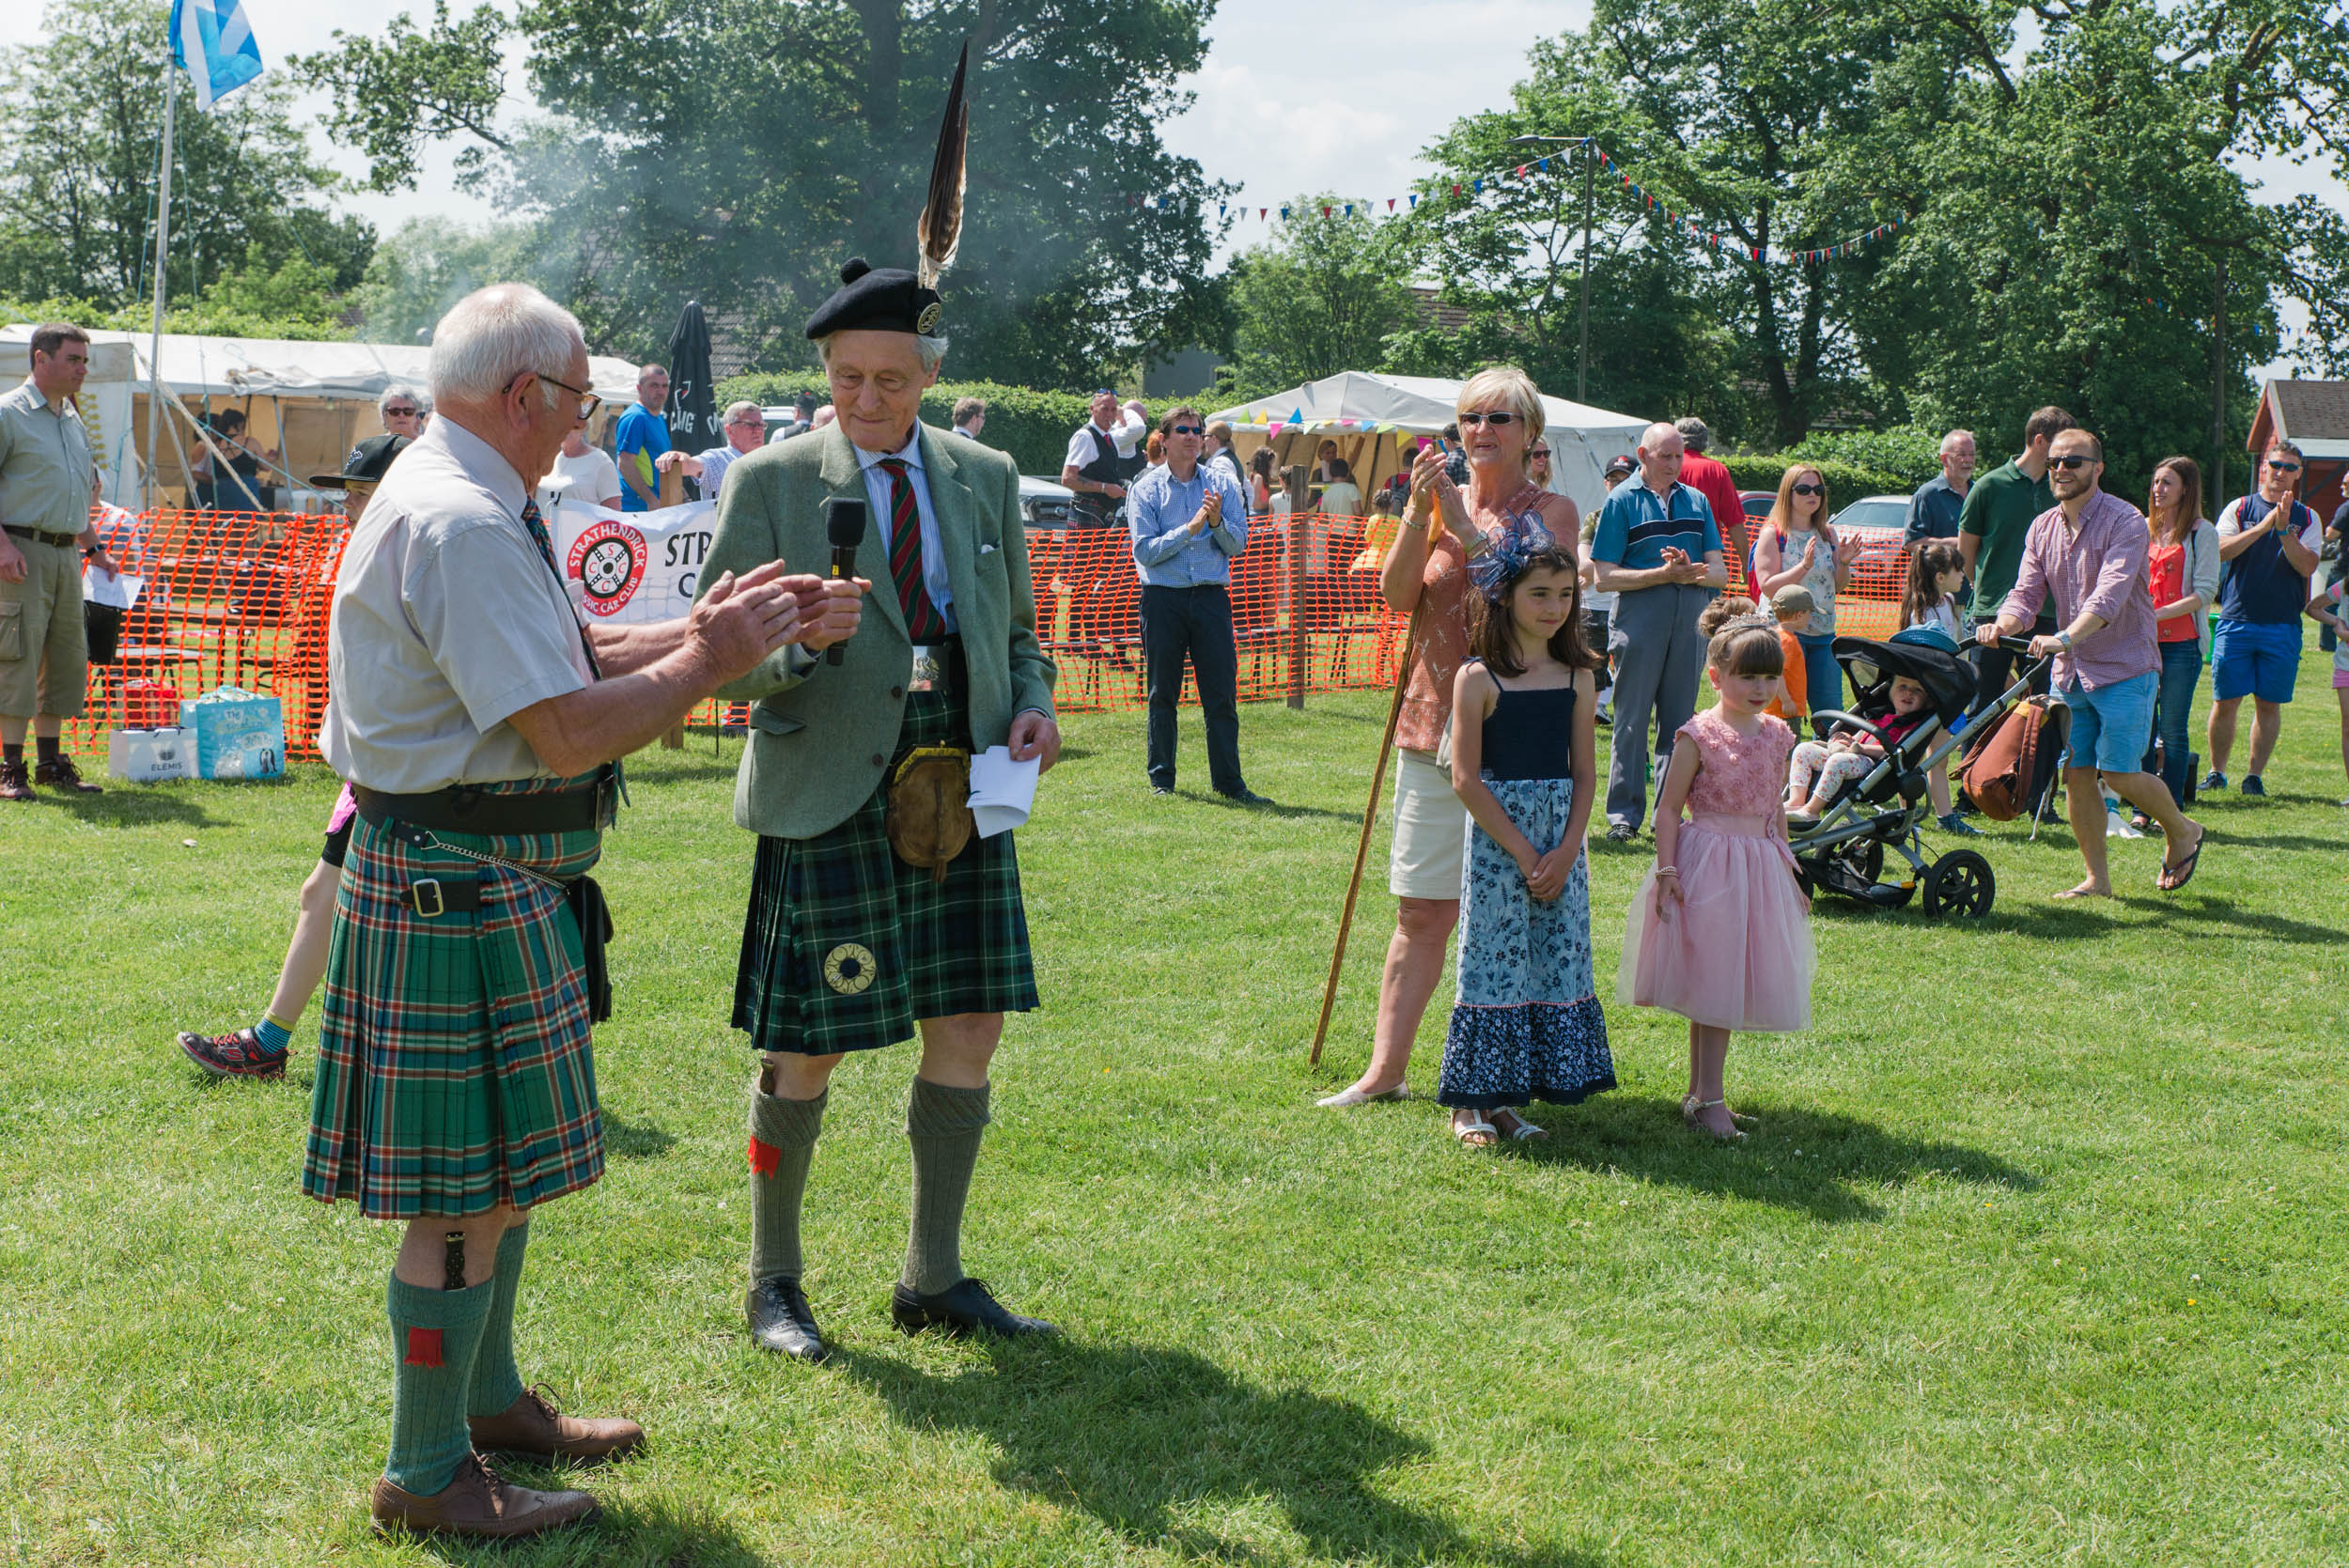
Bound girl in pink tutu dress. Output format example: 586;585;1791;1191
1617;597;1816;1140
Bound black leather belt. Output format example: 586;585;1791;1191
3;525;81;549
352;779;609;836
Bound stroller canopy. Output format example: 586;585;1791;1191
1832;634;1977;724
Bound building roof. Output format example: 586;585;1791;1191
2251;379;2349;459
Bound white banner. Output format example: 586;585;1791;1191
550;500;719;626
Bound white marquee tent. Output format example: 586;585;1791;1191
1207;371;1651;517
0;324;645;512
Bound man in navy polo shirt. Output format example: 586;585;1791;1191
1591;421;1726;839
2203;439;2325;797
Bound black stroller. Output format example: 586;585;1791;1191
1787;631;2052;919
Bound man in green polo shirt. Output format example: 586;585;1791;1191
0;320;117;800
1958;404;2073;713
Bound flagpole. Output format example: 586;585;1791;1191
145;61;177;511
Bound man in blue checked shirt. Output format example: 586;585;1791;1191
1128;406;1270;804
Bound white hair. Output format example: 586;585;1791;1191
723;399;764;423
1940;428;1975;454
378;382;428;417
813;331;949;375
428;285;586;407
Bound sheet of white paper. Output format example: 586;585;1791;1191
967;744;1039;838
86;569;142;610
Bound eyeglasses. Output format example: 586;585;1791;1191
2266;459;2302;474
2047;454;2098;471
726;416;763;427
528;372;601;422
1790;482;1825;496
381;406;418;419
1529;446;1550;458
1457;411;1518;427
1170;424;1204;437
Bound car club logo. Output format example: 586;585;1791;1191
566;519;649;616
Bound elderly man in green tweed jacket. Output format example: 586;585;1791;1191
699;256;1061;1362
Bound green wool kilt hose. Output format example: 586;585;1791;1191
303;776;607;1219
733;683;1039;1055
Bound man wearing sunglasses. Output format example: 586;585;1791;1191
1128;405;1267;803
2204;440;2325;797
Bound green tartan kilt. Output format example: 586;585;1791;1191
733;684;1039;1055
302;776;606;1219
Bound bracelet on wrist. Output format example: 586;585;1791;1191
1656;866;1679;877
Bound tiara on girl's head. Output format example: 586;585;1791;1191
1466;518;1561;603
1719;613;1776;635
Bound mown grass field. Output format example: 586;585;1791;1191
2;651;2344;1567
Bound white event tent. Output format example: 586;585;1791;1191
0;324;645;513
1206;372;1651;518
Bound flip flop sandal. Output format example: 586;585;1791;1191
2159;832;2206;892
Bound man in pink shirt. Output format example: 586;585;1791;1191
1975;427;2205;896
1674;417;1749;589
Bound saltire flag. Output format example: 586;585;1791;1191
171;0;263;109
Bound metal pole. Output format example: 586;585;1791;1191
144;65;177;511
2209;257;2228;510
1579;141;1595;403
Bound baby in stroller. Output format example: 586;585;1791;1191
1784;675;1934;822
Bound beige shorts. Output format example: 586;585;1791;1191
1388;747;1467;900
0;532;88;721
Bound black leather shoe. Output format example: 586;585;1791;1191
890;1278;1057;1340
1218;788;1274;807
746;1275;828;1362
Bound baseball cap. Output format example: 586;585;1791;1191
1604;455;1636;479
312;433;412;489
1769;583;1816;616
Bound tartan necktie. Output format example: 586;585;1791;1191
520;498;603;679
876;458;948;640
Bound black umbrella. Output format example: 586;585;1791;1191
666;301;717;496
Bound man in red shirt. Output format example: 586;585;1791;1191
1675;416;1749;591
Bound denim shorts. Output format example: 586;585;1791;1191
2060;670;2156;773
2210;619;2302;704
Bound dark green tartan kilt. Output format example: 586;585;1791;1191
302;776;606;1219
733;684;1039;1055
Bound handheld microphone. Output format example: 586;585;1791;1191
823;495;867;666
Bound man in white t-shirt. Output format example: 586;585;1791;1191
537;424;622;515
1060;390;1147;527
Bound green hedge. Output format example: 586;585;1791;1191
718;373;1099;478
1720;454;1914;509
1780;426;1947;488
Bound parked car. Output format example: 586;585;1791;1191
1019;474;1077;530
1739;489;1776;521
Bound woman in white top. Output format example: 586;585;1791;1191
1754;463;1860;716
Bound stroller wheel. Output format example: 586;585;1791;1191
1921;849;1996;919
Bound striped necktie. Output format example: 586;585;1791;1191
520;498;602;679
876;458;947;640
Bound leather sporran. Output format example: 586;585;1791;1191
885;746;974;882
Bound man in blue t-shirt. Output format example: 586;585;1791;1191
1589;421;1727;839
2203;440;2325;797
612;363;671;512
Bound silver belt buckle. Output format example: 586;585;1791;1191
908;644;947;693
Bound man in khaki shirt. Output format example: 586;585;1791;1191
0;321;117;799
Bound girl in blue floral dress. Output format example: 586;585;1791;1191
1439;530;1614;1146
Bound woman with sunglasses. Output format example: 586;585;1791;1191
1753;465;1861;721
1322;366;1578;1110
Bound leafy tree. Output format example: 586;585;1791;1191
0;0;371;311
298;0;1231;385
1219;197;1413;393
354;217;538;344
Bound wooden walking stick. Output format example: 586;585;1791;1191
1309;622;1416;1067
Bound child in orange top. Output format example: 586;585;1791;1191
1765;583;1813;724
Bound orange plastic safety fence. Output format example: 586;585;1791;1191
70;506;351;758
67;508;1917;754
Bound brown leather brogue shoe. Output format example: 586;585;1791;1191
33;755;101;794
0;759;30;801
368;1452;599;1540
468;1384;645;1463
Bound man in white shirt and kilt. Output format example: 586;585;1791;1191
306;283;859;1540
702;243;1064;1360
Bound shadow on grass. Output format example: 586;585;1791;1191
1190;790;1356;823
23;788;235;830
599;1108;676;1161
841;1340;1597;1567
1979;894;2338;945
402;1483;768;1567
1508;1096;2036;1222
